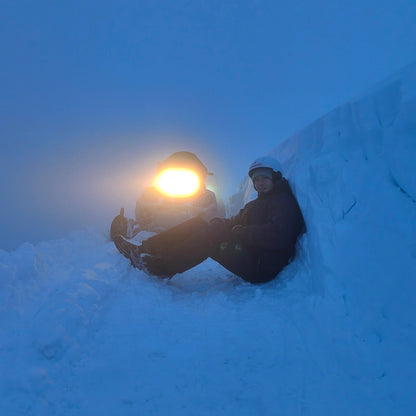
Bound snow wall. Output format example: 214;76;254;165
232;61;416;296
227;62;416;412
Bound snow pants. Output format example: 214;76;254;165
140;217;279;283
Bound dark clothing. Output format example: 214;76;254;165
140;178;305;283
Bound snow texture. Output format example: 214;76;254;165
1;63;416;415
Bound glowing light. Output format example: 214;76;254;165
155;168;200;197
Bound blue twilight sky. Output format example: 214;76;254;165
1;0;416;250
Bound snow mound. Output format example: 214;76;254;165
1;63;416;415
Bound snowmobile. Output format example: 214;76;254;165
110;151;224;241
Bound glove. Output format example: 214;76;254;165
110;207;128;241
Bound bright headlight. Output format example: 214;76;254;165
155;168;200;197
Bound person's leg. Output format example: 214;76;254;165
210;238;277;283
140;216;209;255
141;217;225;276
114;217;213;277
115;218;279;282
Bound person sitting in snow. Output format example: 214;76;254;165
113;156;305;284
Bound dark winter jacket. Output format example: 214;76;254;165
226;178;305;277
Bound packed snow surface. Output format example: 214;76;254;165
1;64;416;415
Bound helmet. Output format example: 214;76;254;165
248;156;282;178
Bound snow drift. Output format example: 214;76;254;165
1;63;416;415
